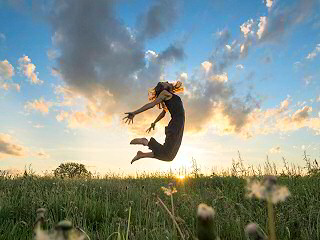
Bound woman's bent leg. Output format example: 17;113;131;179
148;137;174;162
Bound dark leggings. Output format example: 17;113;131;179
148;137;175;162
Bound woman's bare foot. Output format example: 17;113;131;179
130;138;148;146
131;151;143;164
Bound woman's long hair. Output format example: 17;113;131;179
148;81;184;111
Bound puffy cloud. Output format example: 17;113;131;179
236;64;244;70
0;60;19;92
264;0;273;9
24;98;54;115
240;19;254;38
201;61;213;73
292;106;312;123
211;72;228;83
18;55;43;84
306;43;320;59
0;133;27;158
258;0;316;43
46;0;184;125
269;146;281;154
181;62;260;136
257;16;268;39
0;59;14;80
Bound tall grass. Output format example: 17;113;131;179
0;153;319;239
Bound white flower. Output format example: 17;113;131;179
246;176;290;204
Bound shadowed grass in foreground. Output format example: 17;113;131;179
0;174;319;239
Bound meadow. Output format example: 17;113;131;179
0;155;319;240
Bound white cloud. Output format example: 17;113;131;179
306;43;320;59
24;98;53;115
264;0;273;9
145;50;158;62
240;19;254;38
257;17;268;39
236;64;244;70
18;55;43;85
0;59;14;80
178;72;188;81
225;44;232;51
201;61;213;73
210;72;228;83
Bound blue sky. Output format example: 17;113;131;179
0;0;319;176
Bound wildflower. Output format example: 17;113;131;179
246;175;290;204
161;186;177;196
245;223;267;240
196;203;216;240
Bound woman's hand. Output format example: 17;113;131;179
123;112;135;125
146;122;155;133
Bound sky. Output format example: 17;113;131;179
0;0;319;176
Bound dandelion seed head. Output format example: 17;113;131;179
271;186;290;204
197;203;215;221
246;177;290;204
246;180;266;199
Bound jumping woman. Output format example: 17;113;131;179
124;81;185;164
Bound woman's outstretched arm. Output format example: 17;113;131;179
124;90;171;124
132;90;171;115
154;109;166;124
146;109;166;133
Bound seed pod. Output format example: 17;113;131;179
55;220;73;231
197;203;216;240
245;223;267;240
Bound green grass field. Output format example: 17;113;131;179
0;171;319;240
